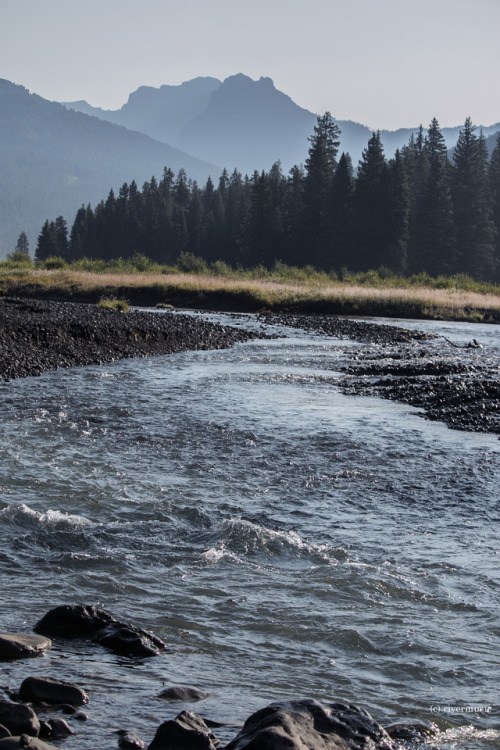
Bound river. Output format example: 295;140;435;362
0;312;499;750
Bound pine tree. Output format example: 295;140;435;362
301;112;341;267
330;153;354;272
410;118;455;275
402;126;429;272
14;231;30;256
173;169;191;255
35;220;58;262
385;150;409;274
187;183;203;256
241;170;281;267
452;118;496;279
488;133;500;279
353;131;388;271
283;164;305;266
54;216;69;258
224;169;247;263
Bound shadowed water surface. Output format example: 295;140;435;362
0;314;499;750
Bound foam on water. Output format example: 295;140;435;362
0;501;94;529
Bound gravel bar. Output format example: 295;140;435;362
0;297;263;381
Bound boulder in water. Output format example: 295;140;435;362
0;736;62;750
147;711;219;750
33;604;116;638
0;634;51;661
95;622;164;658
0;702;40;739
34;605;166;657
19;676;88;707
116;729;146;749
224;699;394;750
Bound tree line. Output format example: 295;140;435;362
35;115;500;281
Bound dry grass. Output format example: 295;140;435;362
1;268;499;322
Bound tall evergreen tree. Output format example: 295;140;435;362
353;131;388;271
488;133;500;279
330;153;354;272
241;170;281;266
410;118;455;275
54;215;69;257
283;164;305;266
385;150;409;274
452;118;496;278
402;126;429;271
14;231;30;256
224;169;247;263
35;219;59;262
301;112;341;267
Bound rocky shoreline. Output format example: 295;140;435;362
262;313;500;435
0;298;264;382
0;606;435;750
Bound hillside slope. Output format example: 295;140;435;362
0;79;218;257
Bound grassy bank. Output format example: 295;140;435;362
1;262;500;322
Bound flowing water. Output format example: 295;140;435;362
0;313;499;750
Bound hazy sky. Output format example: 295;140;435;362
1;0;499;130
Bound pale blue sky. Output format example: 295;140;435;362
1;0;499;130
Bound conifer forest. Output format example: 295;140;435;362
35;115;500;282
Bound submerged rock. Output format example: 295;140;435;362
34;604;166;657
158;687;210;702
224;699;394;750
147;711;218;750
19;676;88;707
0;635;51;661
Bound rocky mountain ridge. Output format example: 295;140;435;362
63;73;500;174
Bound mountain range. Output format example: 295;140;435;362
0;79;217;258
64;73;500;173
1;73;499;258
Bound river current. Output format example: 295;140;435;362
1;313;499;750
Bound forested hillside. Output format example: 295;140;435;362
0;79;217;257
36;115;500;282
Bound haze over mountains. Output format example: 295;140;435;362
65;73;500;174
0;78;217;257
1;73;499;257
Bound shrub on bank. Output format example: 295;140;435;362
36;255;67;270
97;297;130;312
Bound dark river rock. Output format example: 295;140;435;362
0;635;51;661
0;701;40;738
34;605;167;657
19;677;88;707
224;699;395;750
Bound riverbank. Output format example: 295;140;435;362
264;313;500;435
1;267;500;322
0;297;262;381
